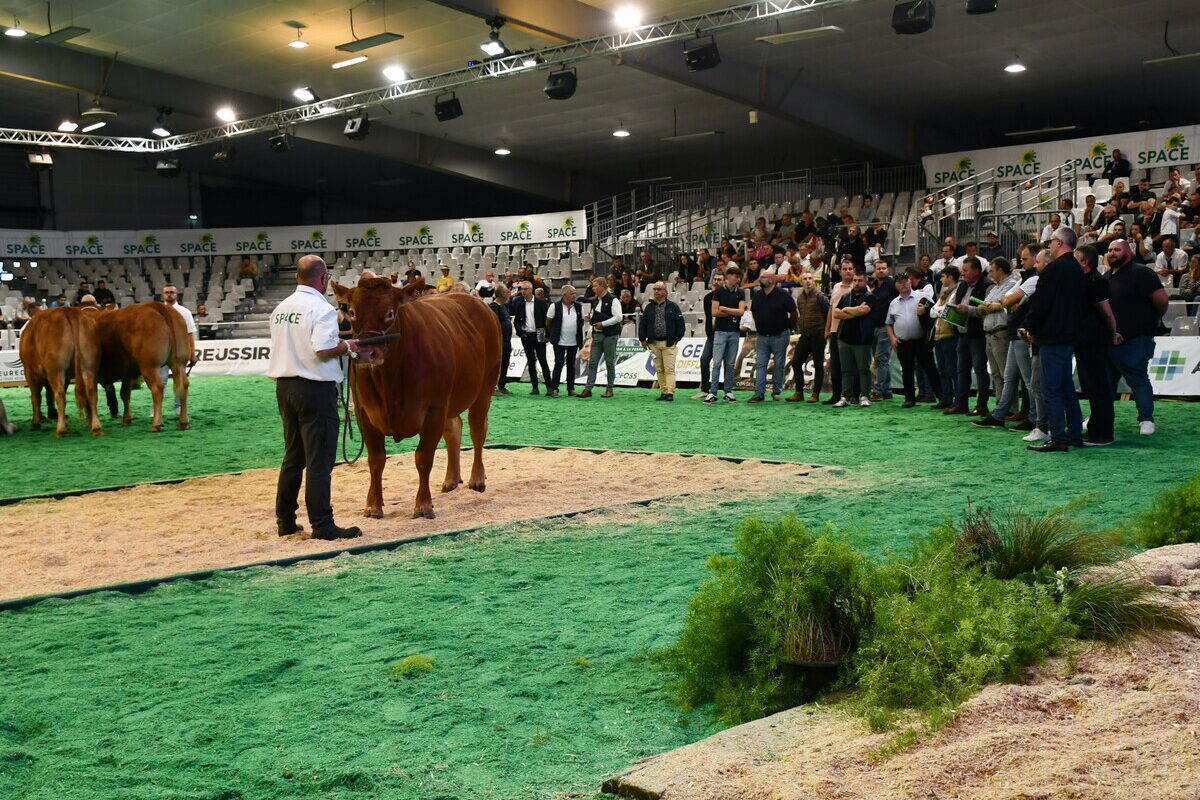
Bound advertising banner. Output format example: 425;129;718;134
923;125;1197;187
0;230;69;260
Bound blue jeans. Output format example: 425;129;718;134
872;326;893;396
1039;343;1083;444
934;339;958;404
956;336;990;409
991;338;1037;424
755;332;790;398
1107;335;1156;423
711;330;740;394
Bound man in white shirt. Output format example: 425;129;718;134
473;271;498;299
267;255;362;541
886;272;940;408
1159;197;1183;245
580;275;623;398
159;284;197;416
1039;214;1067;244
930;244;961;280
1155;238;1188;286
544;285;583;397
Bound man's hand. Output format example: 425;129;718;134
890;337;899;350
1113;332;1125;346
956;302;969;313
640;340;649;350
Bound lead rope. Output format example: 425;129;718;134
340;355;366;465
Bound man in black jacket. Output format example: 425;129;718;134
1101;148;1131;182
489;284;514;395
639;281;686;401
950;257;994;415
1022;228;1085;452
507;281;550;395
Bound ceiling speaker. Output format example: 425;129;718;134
684;38;721;71
543;69;577;101
343;114;371;140
892;0;935;34
434;95;463;122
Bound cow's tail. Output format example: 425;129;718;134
65;310;87;415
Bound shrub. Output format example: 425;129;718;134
390;654;435;677
949;505;1123;580
1124;474;1200;548
656;515;874;725
1064;571;1198;643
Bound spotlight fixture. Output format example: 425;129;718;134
1004;55;1026;73
151;124;171;137
268;132;292;152
519;52;543;68
434;93;463;122
332;55;368;69
892;0;935;34
288;29;309;48
156;158;181;177
81;121;107;133
293;87;319;103
965;0;997;12
26;152;53;170
216;106;237;122
81;99;117;120
382;65;408;82
343;113;371;140
213;142;237;163
612;123;631;138
151;106;173;137
57;120;79;132
494;143;511;156
480;16;508;57
684;37;721;72
543;68;577;100
613;6;642;29
5;17;27;37
34;25;90;44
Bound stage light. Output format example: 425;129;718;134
268;132;291;152
892;0;935;34
965;0;997;12
293;87;318;103
213;142;236;163
614;6;642;29
1004;55;1026;73
81;121;106;133
216;106;236;122
520;53;542;68
494;142;511;156
480;16;508;57
434;94;463;122
152;107;173;137
613;123;631;138
5;17;27;37
332;55;368;69
57;120;79;132
26;152;53;170
382;65;408;82
151;125;171;137
344;113;370;140
544;68;577;100
684;37;721;72
156;158;181;177
289;29;309;48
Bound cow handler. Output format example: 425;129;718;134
268;255;363;540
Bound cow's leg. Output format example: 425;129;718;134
76;372;102;437
51;375;69;437
440;415;463;493
412;416;443;519
357;407;387;519
120;379;133;426
141;366;165;432
28;380;43;431
173;363;190;431
466;392;492;493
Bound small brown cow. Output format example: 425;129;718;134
95;302;191;432
20;306;103;437
332;276;501;519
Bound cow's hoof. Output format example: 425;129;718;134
121;419;132;427
150;425;162;433
177;422;189;431
440;482;459;493
364;509;383;519
469;480;486;493
92;429;104;438
30;423;40;431
55;430;67;438
412;509;435;519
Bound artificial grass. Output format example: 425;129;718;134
1;376;1197;799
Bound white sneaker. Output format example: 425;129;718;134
723;393;737;403
1139;421;1156;436
1082;416;1089;432
860;398;871;408
1022;427;1050;443
833;398;850;408
703;393;718;405
691;391;707;400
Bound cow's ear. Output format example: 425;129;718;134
392;278;424;305
330;281;354;306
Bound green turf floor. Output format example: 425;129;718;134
0;376;1197;799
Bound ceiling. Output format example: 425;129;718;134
0;0;1196;208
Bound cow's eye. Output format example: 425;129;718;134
384;309;395;324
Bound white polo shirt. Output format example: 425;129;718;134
267;285;343;382
545;300;581;346
167;301;198;335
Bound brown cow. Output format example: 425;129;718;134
332;276;501;519
95;302;191;432
19;306;103;437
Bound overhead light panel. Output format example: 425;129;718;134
5;17;27;37
892;0;935;34
81;121;106;133
332;55;368;69
1004;55;1025;73
268;132;292;152
1144;51;1200;67
613;6;642;29
152;106;173;137
544;68;577;100
480;16;508;57
156;159;180;177
661;130;724;143
293;87;318;103
1004;124;1078;138
344;113;371;140
965;0;997;12
336;31;404;53
756;25;844;44
151;125;172;137
382;65;408;82
434;93;463;122
213;142;237;163
35;26;90;44
684;36;721;72
57;120;79;132
215;106;236;122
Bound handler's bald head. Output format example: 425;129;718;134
296;255;328;287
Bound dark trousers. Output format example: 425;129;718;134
498;330;512;389
790;329;826;394
897;339;941;402
551;344;578;392
956;335;990;409
700;335;713;393
838;340;872;401
519;331;551;390
828;330;842;399
1076;343;1113;440
275;377;339;532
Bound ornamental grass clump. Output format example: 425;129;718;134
1123;474;1200;548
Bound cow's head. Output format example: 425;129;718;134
331;276;424;365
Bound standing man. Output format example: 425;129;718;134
886;271;941;408
508;281;550;395
748;272;797;403
786;271;829;403
267;255;362;540
1105;240;1169;436
978;258;1019;412
868;259;897;401
160;283;197;416
488;284;513;395
580;275;623;398
950;258;993;416
832;272;876;408
706;267;746;404
1022;229;1085;452
546;285;584;398
639;281;686;401
822;260;857;405
693;282;716;400
1073;245;1120;446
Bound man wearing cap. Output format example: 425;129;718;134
979;232;1004;261
436;265;455;293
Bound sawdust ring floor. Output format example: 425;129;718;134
0;446;833;602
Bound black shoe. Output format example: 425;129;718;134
1010;419;1036;432
1082;435;1114;447
530;387;540;395
821;397;839;405
1028;441;1070;453
655;394;669;401
312;524;363;540
931;401;949;410
664;393;674;401
1068;439;1086;448
917;395;937;404
277;520;304;537
971;416;1005;428
901;400;916;408
747;395;765;403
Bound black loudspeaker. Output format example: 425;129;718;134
268;133;291;152
434;95;463;121
543;69;577;100
892;0;934;34
965;0;997;12
343;114;370;140
684;38;721;72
